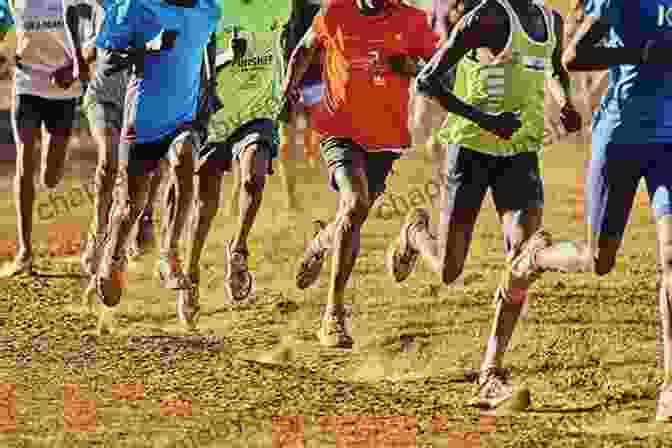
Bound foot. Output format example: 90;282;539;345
657;383;672;422
81;233;104;276
155;253;189;290
469;367;516;409
495;230;552;302
386;208;429;283
6;253;34;277
317;305;353;348
95;255;128;307
224;241;253;303
177;272;201;330
295;220;328;289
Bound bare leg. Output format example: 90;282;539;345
657;216;672;385
159;136;195;256
410;172;486;284
13;124;40;264
186;164;223;283
481;208;542;371
230;144;269;253
277;118;299;210
227;162;241;217
88;123;120;238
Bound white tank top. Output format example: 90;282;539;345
10;0;82;99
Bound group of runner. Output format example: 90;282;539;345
1;0;672;419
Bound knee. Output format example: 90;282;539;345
96;156;118;181
341;195;371;227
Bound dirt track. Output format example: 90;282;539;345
0;132;669;446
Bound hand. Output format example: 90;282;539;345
482;111;522;140
560;103;582;133
50;63;76;89
230;36;247;62
277;83;299;123
386;54;421;78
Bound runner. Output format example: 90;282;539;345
85;0;220;328
494;0;672;420
280;0;506;348
181;1;288;326
62;0;162;282
410;0;469;165
563;0;607;142
385;0;581;408
275;0;323;212
0;0;84;276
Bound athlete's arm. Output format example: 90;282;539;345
562;0;672;70
546;10;582;133
416;1;520;138
280;24;322;100
546;11;571;107
63;3;97;83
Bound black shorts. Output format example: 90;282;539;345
320;136;401;200
198;118;278;177
12;94;77;143
442;145;544;213
122;128;201;177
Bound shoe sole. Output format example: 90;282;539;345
296;221;327;289
386;235;418;283
224;271;254;304
387;209;428;283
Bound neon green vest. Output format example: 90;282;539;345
438;0;555;155
208;0;289;142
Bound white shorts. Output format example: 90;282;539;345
300;82;324;107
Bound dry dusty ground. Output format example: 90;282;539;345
0;131;669;447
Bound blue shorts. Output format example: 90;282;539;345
587;128;672;238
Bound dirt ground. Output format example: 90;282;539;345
0;127;668;447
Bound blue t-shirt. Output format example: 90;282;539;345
586;0;672;144
0;0;13;37
95;0;220;144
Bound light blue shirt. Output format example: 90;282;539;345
95;0;221;143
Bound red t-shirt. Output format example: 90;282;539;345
311;1;439;151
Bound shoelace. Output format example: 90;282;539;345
230;250;249;272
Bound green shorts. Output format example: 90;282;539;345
320;136;401;200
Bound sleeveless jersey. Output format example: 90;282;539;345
438;0;555;155
208;0;289;143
